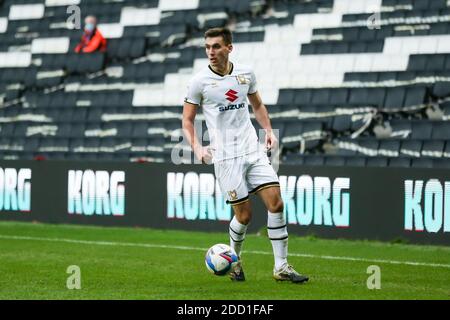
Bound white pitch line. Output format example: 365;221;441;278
1;234;449;269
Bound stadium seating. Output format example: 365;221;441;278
0;0;449;168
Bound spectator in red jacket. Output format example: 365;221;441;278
74;16;107;53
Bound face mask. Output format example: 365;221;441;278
84;23;95;32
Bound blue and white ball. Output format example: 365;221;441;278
205;244;238;276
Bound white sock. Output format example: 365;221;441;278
229;216;248;258
267;211;288;271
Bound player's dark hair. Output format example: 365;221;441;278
204;27;233;45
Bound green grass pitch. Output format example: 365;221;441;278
0;221;449;300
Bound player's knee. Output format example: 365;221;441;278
268;198;284;213
241;212;252;225
235;211;252;225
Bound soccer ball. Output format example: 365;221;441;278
205;244;238;276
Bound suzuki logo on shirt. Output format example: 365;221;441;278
219;103;245;112
225;89;238;102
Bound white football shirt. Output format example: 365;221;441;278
185;62;260;162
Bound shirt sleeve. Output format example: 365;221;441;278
184;78;202;105
74;42;82;53
248;69;257;95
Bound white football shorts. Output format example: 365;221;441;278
214;151;280;206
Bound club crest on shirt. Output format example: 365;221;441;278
236;74;250;85
228;190;238;200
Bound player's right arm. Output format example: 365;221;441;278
183;76;212;164
182;102;212;164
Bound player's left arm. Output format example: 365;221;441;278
248;91;277;150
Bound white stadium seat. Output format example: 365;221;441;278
120;7;160;26
31;38;70;54
0;17;7;33
158;0;199;11
9;4;45;20
0;52;31;68
45;0;80;6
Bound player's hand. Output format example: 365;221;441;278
194;146;213;164
265;129;278;151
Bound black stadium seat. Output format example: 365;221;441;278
384;87;406;110
324;156;346;166
349;88;369;106
404;86;426;108
412;158;434;168
277;89;295;106
425;54;446;71
0;123;15;137
421;140;445;157
282;153;304;165
389;157;411;168
366;157;388;167
132;123;149;138
400;140;422;158
345;156;366;167
378;140;400;157
303;155;325;166
431;122;450;139
433;158;450;168
293;90;312;105
432;82;450;98
408;55;428;71
411;122;433;139
13;123;27;137
311;89;330;105
330;88;349;105
367;88;387;107
281;123;305;150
